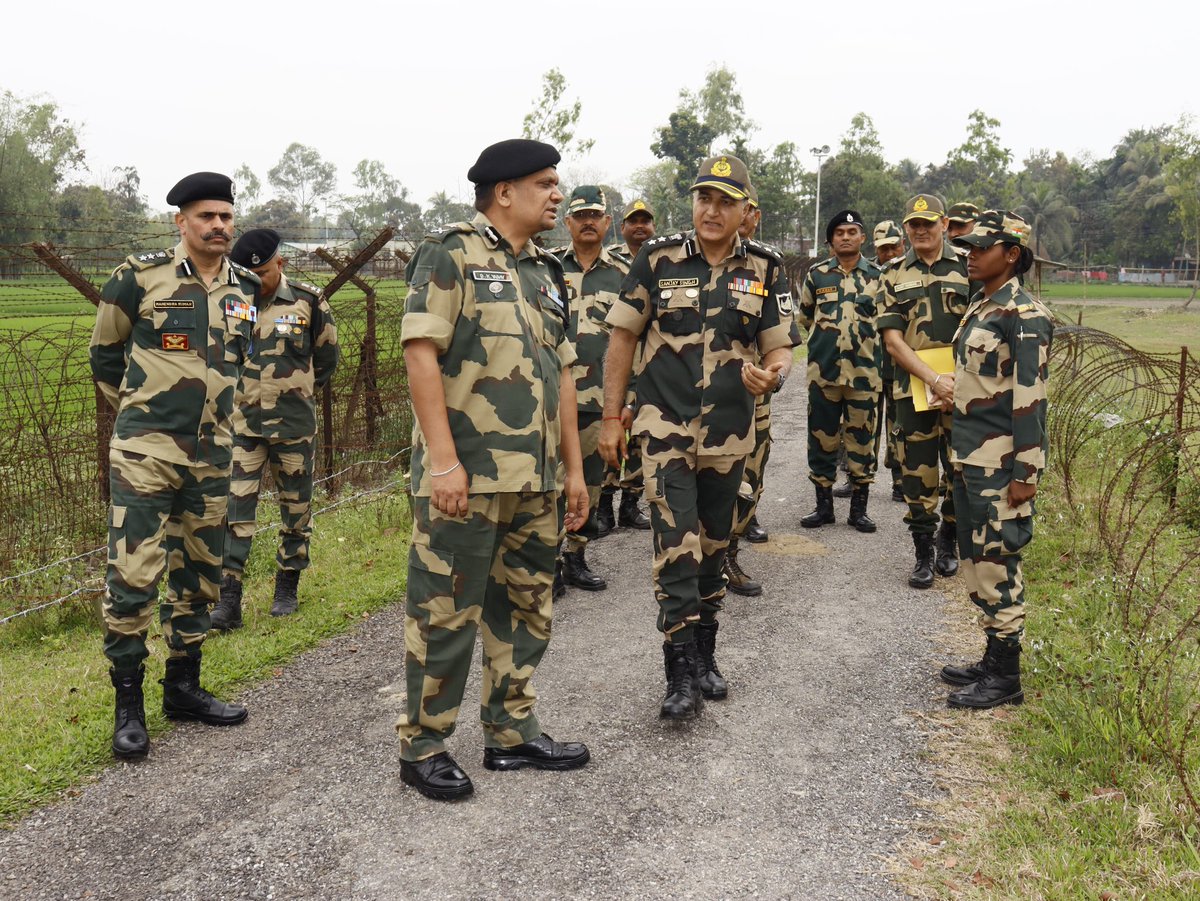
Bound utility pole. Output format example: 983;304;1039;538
810;144;830;258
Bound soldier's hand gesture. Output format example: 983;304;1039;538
431;461;469;517
742;361;784;397
930;372;955;410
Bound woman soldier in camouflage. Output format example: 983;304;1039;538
941;211;1052;709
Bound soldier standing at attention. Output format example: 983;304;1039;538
942;211;1051;708
396;139;590;801
596;199;656;535
724;183;774;597
877;194;973;589
209;228;339;630
90;172;258;759
601;155;800;720
872;220;906;502
946;202;980;242
554;186;630;594
797;211;883;534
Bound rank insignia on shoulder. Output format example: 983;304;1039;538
777;292;794;315
161;333;189;351
130;249;172;269
295;281;321;296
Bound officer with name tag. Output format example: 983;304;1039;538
90;172;258;759
209;228;339;630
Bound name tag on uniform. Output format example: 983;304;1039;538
225;299;257;322
472;270;512;282
154;300;194;310
894;280;924;292
658;278;699;289
730;277;767;296
815;286;838;296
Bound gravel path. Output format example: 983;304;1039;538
0;383;949;901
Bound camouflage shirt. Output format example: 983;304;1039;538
557;244;629;413
233;273;339;440
90;242;259;469
606;232;801;456
606;241;636;265
951;278;1053;483
875;241;973;399
798;254;883;392
401;214;576;497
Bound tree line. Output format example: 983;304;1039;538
2;76;1198;269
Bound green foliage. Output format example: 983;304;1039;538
521;68;594;158
267;142;337;219
816;113;908;246
339;159;421;243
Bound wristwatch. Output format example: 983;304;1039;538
772;370;786;394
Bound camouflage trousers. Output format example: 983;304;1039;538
642;438;745;645
102;449;228;670
807;383;880;487
223;434;315;579
874;378;899;471
397;491;559;762
733;394;772;536
565;411;604;553
952;465;1034;644
896;398;955;535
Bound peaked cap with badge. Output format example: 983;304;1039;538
622;198;655;221
690;154;752;200
166;171;235;207
903;193;946;224
952;209;1035;273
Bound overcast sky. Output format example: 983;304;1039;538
2;0;1193;214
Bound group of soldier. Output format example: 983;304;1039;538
86;139;1052;805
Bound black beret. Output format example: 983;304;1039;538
166;171;235;207
467;139;561;185
825;209;865;243
230;228;282;269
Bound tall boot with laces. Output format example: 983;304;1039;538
660;641;703;720
161;653;248;726
695;621;728;700
723;538;762;597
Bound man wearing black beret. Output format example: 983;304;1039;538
209;229;339;631
395;139;591;800
90;171;260;759
797;210;884;534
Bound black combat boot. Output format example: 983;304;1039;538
891;465;904;502
935;520;959;578
847;485;877;533
210;574;243;632
552;555;566;600
800;485;835;528
947;641;1023;708
110;666;148;759
909;533;936;589
744;514;769;543
832;475;853;498
270;569;300;617
660;641;703;719
695;621;728;700
941;634;1000;686
161;654;248;726
723;538;762;597
595;487;616;537
562;548;607;591
617;490;651;529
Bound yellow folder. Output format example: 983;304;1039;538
911;346;956;413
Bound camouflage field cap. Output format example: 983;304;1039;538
873;220;902;247
622;198;655;221
902;193;946;223
947;201;981;224
567;185;608;215
951;210;1032;249
690;154;752;200
746;183;760;209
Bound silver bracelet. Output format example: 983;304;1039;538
430;461;461;478
931;374;943;388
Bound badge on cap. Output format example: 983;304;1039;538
712;158;733;177
634;201;646;210
846;214;855;224
250;253;261;265
913;198;928;212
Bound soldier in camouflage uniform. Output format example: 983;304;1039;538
872;220;905;502
798;210;883;534
877;194;973;589
396;139;590;801
596;198;656;535
554;186;630;593
725;183;774;597
209;229;339;631
601;155;800;720
941;211;1051;709
90;172;256;759
946;202;980;242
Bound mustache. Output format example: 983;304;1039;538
202;230;229;240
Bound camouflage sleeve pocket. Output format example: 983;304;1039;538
941;283;969;316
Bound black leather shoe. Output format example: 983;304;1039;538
400;752;474;800
942;635;998;686
935;521;960;578
483;733;590;771
660;641;703;719
847;486;877;533
801;486;835;529
744;515;769;543
210;575;243;632
618;491;651;529
948;642;1023;709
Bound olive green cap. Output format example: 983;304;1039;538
622;198;655;221
902;193;945;223
690;154;752;200
947;201;981;224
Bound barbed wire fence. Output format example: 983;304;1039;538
0;216;421;622
1046;326;1200;819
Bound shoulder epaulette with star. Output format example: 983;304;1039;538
290;279;323;299
424;221;475;244
745;238;783;263
644;233;687;250
125;249;173;271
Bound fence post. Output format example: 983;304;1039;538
1172;345;1189;510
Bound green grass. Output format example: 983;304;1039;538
1049;304;1200;354
0;491;411;824
1041;283;1198;300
